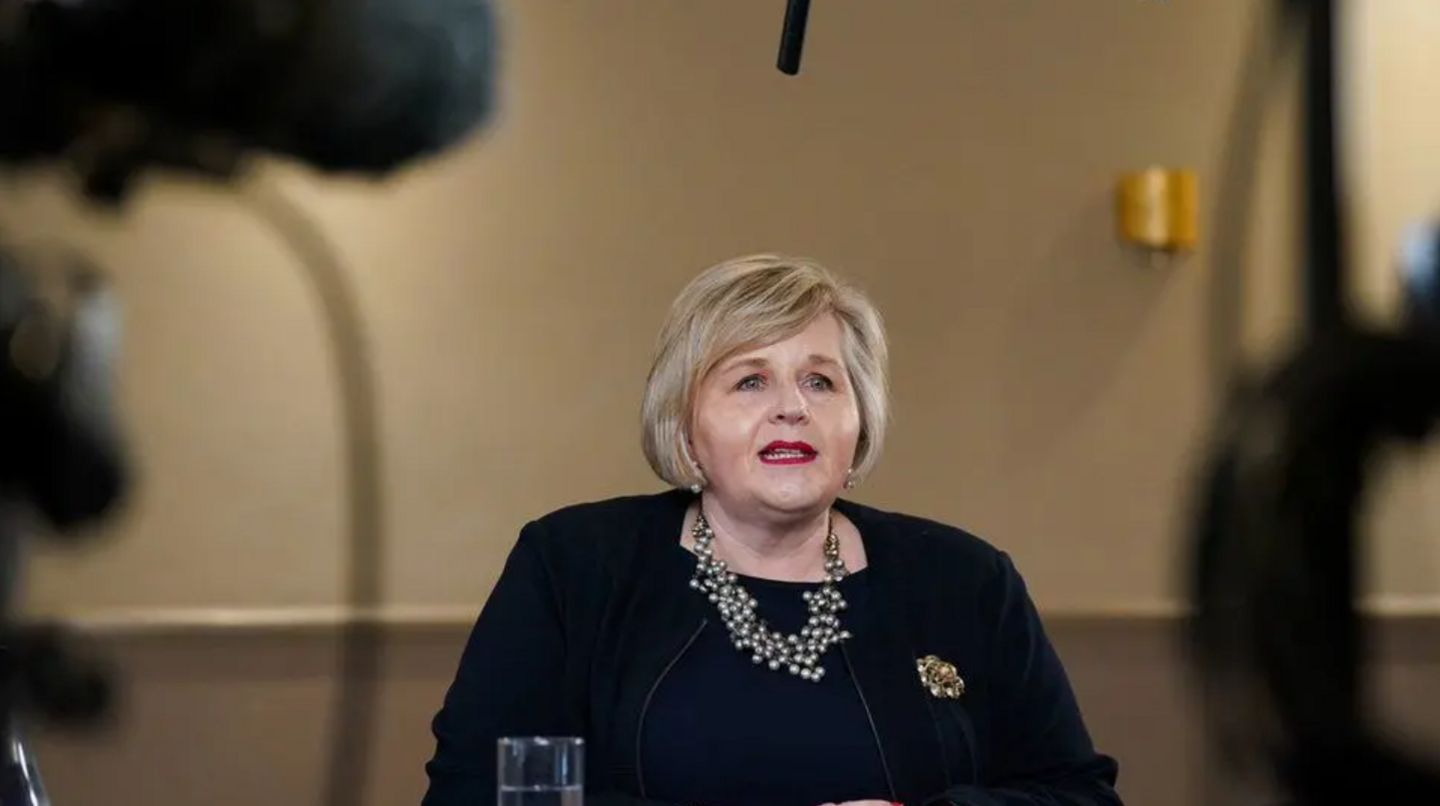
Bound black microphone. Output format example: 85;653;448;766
777;0;811;75
0;6;503;805
256;0;502;174
0;0;501;202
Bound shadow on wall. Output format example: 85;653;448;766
996;191;1178;474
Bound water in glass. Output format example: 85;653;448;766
498;737;584;806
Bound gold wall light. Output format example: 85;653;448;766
1116;167;1198;266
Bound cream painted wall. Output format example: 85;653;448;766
1346;1;1440;602
8;0;1430;620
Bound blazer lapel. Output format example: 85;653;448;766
837;500;953;806
601;489;710;796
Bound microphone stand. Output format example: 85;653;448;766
1188;1;1440;803
0;727;48;806
0;499;112;806
0;501;49;806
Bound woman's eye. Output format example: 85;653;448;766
806;375;835;391
736;375;764;391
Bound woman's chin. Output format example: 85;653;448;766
750;481;838;514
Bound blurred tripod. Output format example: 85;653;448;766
1187;1;1440;804
0;245;127;806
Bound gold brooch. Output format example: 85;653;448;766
917;655;965;699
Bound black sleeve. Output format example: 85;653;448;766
420;520;682;806
927;552;1123;806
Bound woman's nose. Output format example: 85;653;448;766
770;387;810;422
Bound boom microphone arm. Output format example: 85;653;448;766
777;0;811;76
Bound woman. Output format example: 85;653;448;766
420;254;1123;806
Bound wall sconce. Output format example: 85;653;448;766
1116;167;1199;267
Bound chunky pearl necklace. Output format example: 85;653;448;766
687;509;852;682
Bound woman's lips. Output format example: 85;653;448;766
759;441;817;464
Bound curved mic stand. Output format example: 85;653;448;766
0;2;498;802
239;177;387;806
0;180;388;806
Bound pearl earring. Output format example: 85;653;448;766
844;468;856;489
680;434;704;495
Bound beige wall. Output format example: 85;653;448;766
8;0;1288;619
1347;1;1440;602
9;1;1440;804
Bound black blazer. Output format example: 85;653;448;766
420;489;1122;806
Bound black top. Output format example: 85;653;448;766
640;545;890;806
420;489;1122;806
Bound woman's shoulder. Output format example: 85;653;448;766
838;498;1011;581
840;499;1039;622
528;488;685;529
515;488;689;557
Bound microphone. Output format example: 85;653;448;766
777;0;811;75
0;0;501;203
0;5;504;804
242;0;502;174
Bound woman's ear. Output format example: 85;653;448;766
680;431;705;493
680;430;704;472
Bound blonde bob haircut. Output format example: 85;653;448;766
640;253;890;491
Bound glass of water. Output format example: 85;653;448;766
497;737;584;806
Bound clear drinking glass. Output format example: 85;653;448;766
497;737;584;806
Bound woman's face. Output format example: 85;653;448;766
689;314;861;520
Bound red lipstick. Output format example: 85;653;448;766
759;440;817;465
